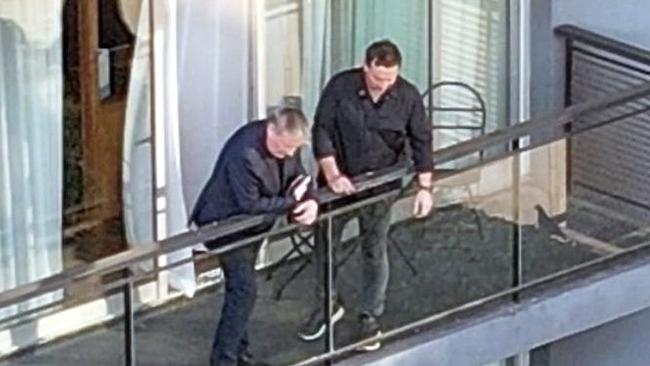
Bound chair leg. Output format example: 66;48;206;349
265;247;298;281
265;233;313;281
473;211;484;240
465;185;484;241
274;258;311;300
268;233;314;298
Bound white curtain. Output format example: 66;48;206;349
123;0;153;267
0;0;64;318
118;0;143;34
123;0;252;297
176;0;251;209
301;0;332;120
123;0;196;297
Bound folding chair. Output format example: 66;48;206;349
265;229;315;299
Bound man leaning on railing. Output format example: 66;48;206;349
189;107;318;366
298;39;435;351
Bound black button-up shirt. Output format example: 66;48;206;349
312;68;433;178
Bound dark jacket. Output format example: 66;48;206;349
189;120;313;246
312;68;433;178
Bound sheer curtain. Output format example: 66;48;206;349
300;0;332;119
122;0;155;286
123;0;196;297
176;0;251;211
0;0;64;317
123;0;252;297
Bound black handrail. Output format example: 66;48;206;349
0;82;648;366
555;25;650;65
1;81;649;312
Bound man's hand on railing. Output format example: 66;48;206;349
327;175;357;195
318;156;357;195
291;199;319;225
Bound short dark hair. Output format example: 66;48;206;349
365;39;402;68
269;106;310;137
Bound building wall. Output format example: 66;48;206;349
531;307;650;366
530;0;650;117
552;0;650;49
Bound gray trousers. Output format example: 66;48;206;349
313;199;391;317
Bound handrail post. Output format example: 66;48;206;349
564;37;574;198
123;281;135;366
324;214;335;357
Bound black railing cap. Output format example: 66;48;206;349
556;24;650;65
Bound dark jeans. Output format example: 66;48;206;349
313;199;391;316
210;241;262;366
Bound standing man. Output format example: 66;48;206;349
190;107;318;366
298;40;434;350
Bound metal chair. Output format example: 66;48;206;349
423;81;487;240
265;229;315;299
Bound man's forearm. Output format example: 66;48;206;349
318;156;342;183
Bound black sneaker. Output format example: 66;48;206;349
355;313;382;352
297;302;345;341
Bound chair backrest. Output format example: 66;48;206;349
421;81;487;168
